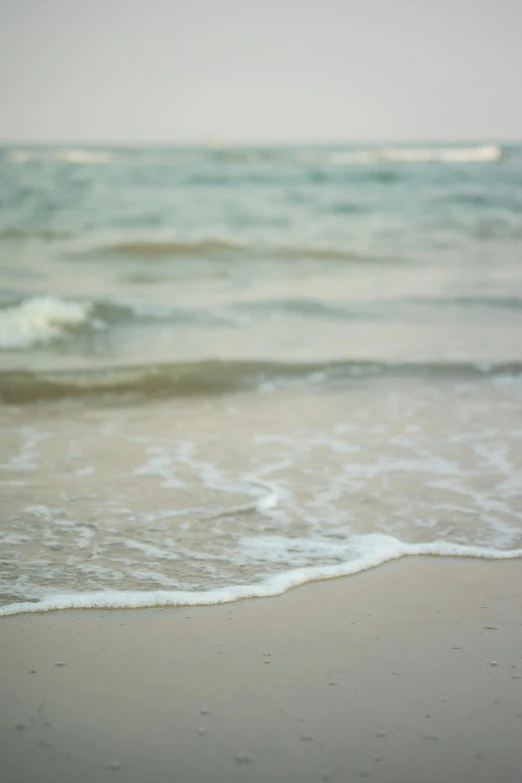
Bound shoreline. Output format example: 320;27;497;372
2;557;522;782
2;545;522;617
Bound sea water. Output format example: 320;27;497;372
0;143;521;615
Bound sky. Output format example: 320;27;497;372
0;0;521;145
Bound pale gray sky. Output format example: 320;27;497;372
0;0;520;144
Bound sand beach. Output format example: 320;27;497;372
2;557;521;783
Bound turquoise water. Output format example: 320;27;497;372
1;142;522;373
1;143;521;613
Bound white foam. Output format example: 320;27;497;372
1;535;520;617
54;149;113;164
133;447;186;489
7;151;38;163
8;149;114;164
329;145;502;165
255;492;278;512
0;428;51;472
0;297;90;348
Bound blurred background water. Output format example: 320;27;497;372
1;142;522;611
1;142;522;374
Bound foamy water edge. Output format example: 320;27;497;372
2;538;521;617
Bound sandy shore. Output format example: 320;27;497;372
1;558;521;783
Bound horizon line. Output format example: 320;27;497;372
0;137;521;148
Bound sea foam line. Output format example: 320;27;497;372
1;538;521;617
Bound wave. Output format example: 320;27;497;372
88;239;394;264
0;227;71;241
55;149;114;164
233;296;522;320
1;358;520;404
270;246;393;262
0;296;91;349
103;238;248;258
7;149;115;164
1;534;520;616
326;145;503;165
4;144;504;169
442;296;522;310
2;291;521;356
0;294;252;352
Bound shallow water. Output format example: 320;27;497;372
1;143;521;613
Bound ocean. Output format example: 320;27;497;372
1;142;521;615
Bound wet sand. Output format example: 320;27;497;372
1;558;521;783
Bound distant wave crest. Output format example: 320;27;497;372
7;149;114;164
327;145;502;165
5;144;503;168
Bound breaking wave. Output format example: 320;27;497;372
0;297;91;349
0;296;221;351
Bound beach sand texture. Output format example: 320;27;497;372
2;558;521;783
